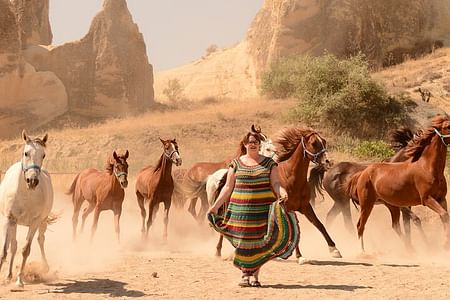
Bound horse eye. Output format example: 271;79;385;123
43;154;46;159
24;152;28;157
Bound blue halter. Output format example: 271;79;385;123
434;128;450;147
301;136;327;164
21;162;41;173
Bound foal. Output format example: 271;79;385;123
68;151;129;243
135;138;182;240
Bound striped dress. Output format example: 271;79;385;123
208;157;299;274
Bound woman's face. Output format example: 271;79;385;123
245;136;261;153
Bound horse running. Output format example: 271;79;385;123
309;127;429;247
210;127;341;261
67;150;129;243
346;115;450;252
0;131;54;287
135;138;182;239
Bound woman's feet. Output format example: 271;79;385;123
238;275;250;287
250;276;262;287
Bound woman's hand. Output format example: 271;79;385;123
278;191;288;203
208;206;219;215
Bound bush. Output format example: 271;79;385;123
163;78;184;103
352;140;395;160
261;53;411;138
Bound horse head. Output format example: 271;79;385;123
160;138;182;166
21;130;48;190
259;139;276;159
432;114;450;147
302;132;329;165
111;150;129;188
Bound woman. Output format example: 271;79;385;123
207;128;299;287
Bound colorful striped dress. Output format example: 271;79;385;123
208;157;299;274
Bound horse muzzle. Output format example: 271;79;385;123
26;177;39;190
175;158;183;166
120;179;128;189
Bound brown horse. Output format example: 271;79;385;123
309;128;430;247
67;150;129;243
274;127;342;262
346;115;450;252
135;138;182;240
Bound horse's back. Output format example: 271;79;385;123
206;168;228;205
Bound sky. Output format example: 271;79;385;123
49;0;264;71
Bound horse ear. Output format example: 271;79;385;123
159;137;165;144
124;150;129;159
113;151;119;161
22;130;29;142
251;124;257;132
42;133;48;145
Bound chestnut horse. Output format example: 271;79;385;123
67;150;129;243
346;115;450;252
309;127;429;247
274;127;342;262
135;138;182;239
210;128;341;261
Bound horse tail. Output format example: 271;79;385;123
308;164;327;203
344;170;363;209
46;212;60;225
65;173;80;196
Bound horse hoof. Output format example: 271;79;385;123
329;247;342;258
298;257;312;265
15;280;24;289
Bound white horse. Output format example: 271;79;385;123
0;130;54;288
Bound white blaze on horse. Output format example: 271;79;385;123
0;130;54;288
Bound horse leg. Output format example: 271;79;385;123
422;196;450;248
72;199;83;240
300;203;342;258
326;202;341;228
136;191;146;237
198;190;209;223
80;201;95;234
16;223;39;288
37;221;50;273
216;234;223;257
90;207;101;243
113;204;122;244
0;217;12;276
187;197;198;220
341;200;355;235
5;219;17;281
385;204;407;248
163;201;171;240
400;207;414;249
356;197;376;253
145;201;157;239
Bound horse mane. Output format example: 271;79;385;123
153;154;165;173
28;137;47;147
388;127;414;150
404;115;448;162
274;127;316;162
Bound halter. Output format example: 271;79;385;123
165;148;179;162
114;168;128;179
434;128;450;147
301;135;327;164
21;162;41;173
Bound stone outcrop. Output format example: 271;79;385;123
247;0;450;70
0;0;66;139
9;0;53;47
25;0;154;117
155;0;450;101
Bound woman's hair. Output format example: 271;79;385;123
239;126;265;155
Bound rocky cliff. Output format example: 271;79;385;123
24;0;154;117
155;0;450;101
0;0;66;139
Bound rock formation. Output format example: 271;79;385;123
155;0;450;101
0;0;66;139
25;0;154;117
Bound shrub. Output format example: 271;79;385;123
352;140;395;160
163;78;184;103
261;53;411;138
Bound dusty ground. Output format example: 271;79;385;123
1;179;450;300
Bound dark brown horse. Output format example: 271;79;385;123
346;115;450;252
67;150;129;243
309;128;429;247
274;127;342;262
135;138;182;240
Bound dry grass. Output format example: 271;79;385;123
0;98;296;176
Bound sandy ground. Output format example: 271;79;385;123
1;177;450;300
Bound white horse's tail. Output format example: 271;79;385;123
46;212;60;225
66;173;80;196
